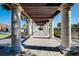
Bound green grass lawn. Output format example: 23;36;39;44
0;33;11;39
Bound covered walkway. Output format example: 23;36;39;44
0;3;76;56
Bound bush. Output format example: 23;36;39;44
54;28;61;38
21;32;27;38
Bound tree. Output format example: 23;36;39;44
22;23;28;29
71;24;77;32
57;22;77;32
57;23;61;28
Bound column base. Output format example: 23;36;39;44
11;46;21;56
20;45;26;52
64;48;71;51
59;45;71;51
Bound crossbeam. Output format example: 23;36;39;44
22;6;59;9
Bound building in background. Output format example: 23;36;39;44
0;24;10;32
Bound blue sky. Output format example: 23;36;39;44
0;4;26;27
0;3;79;27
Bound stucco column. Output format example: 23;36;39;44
60;4;73;50
43;22;49;35
52;19;54;38
32;22;37;34
33;22;38;34
49;19;54;38
11;5;22;55
28;20;32;36
77;23;79;40
31;21;33;35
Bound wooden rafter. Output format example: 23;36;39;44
4;3;63;26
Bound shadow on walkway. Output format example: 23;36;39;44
0;36;29;56
21;36;30;43
22;44;64;54
65;46;79;56
0;36;64;56
0;46;12;56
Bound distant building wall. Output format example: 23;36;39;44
0;24;9;31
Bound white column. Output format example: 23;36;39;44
28;20;32;36
43;22;49;35
52;19;54;38
49;19;54;38
60;4;72;50
49;19;52;38
32;21;33;35
11;5;22;55
32;22;38;34
77;23;79;40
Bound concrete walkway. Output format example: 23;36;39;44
32;30;50;38
0;35;79;56
23;37;60;47
23;37;66;56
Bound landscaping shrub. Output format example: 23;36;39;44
21;32;28;38
54;28;61;38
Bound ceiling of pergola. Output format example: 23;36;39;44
20;3;62;26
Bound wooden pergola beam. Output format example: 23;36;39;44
19;4;33;21
22;6;59;9
32;17;50;20
32;19;49;22
5;3;62;23
5;3;33;21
